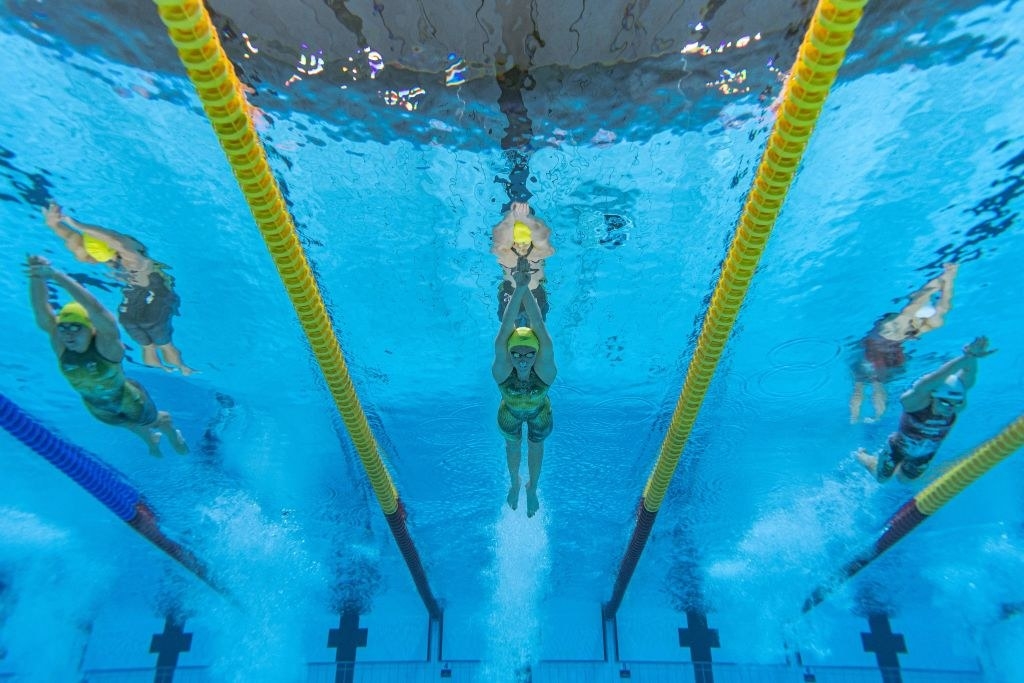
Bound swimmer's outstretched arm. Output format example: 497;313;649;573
904;263;957;313
519;278;556;383
901;336;992;410
29;257;124;358
27;256;57;334
933;263;957;318
492;275;530;382
61;213;147;256
42;203;94;263
53;270;118;336
521;286;551;348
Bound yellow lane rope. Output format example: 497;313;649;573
152;0;399;514
916;414;1024;515
642;0;869;512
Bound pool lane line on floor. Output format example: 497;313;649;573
151;0;440;620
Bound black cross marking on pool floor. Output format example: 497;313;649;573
678;609;720;683
150;616;192;683
861;613;906;683
327;608;368;683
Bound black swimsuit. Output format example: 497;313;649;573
877;406;956;480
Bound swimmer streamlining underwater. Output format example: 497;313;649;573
27;254;188;457
855;336;994;483
493;266;557;517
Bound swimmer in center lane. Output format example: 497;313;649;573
493;268;557;518
491;201;555;325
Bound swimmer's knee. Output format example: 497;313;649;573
527;427;552;443
503;433;522;445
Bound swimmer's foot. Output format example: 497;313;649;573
525;482;539;518
169;429;189;455
506;476;520;511
146;432;163;458
855;448;876;475
156;412;189;455
143;347;171;372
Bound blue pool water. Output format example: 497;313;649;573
1;0;1022;681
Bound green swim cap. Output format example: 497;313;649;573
508;326;539;351
82;233;117;262
513;221;532;244
57;302;93;329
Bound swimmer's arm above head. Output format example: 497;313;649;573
26;255;57;334
492;272;531;382
42;203;95;263
61;213;147;256
933;263;957;317
520;282;556;383
43;261;123;351
900;337;992;410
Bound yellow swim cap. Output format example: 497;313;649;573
57;302;93;329
507;326;539;351
512;221;532;244
82;233;117;262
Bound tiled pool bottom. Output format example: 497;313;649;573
0;599;992;682
70;662;987;683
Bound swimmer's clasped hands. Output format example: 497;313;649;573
25;254;54;279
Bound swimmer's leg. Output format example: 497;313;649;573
855;447;877;475
894;465;915;485
856;446;897;483
127;424;163;457
869;380;887;423
849;381;865;424
157;342;195;376
154;411;189;454
142;344;171;372
505;436;522;511
525;439;544;518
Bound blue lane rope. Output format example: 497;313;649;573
0;393;141;521
1;393;229;596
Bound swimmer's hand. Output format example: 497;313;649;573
963;336;996;358
510;201;531;219
42;202;65;226
512;267;531;289
26;254;54;279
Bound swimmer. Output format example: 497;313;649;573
491;201;555;324
849;263;958;423
43;203;194;375
493;268;557;517
27;255;188;457
856;336;994;483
